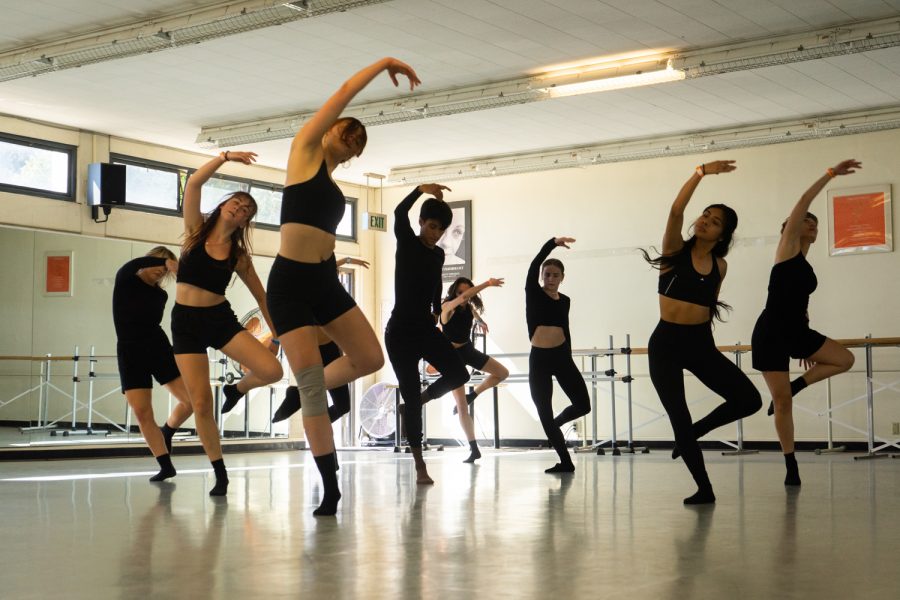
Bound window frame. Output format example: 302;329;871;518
0;132;77;201
337;196;358;242
110;153;185;216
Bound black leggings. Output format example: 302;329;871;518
320;340;350;423
529;344;591;463
385;323;469;448
648;320;762;489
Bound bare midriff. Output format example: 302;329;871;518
531;326;566;349
279;223;336;263
659;295;711;325
176;283;226;307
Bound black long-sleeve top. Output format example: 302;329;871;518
112;256;168;342
525;238;571;345
388;188;444;331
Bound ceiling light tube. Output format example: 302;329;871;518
544;62;685;98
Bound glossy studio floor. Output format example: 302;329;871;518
1;449;899;599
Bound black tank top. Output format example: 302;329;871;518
442;306;474;344
658;249;721;308
280;160;345;234
176;244;234;295
764;252;817;319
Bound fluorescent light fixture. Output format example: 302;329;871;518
545;62;685;98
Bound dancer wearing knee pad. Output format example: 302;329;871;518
641;161;761;505
440;277;508;463
526;237;590;474
751;160;860;486
267;58;416;514
173;154;284;497
385;184;470;484
114;247;193;482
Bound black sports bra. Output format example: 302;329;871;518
280;160;345;234
658;249;721;308
442;306;474;344
176;244;234;295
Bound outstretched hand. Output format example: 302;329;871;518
223;151;257;165
831;159;861;176
418;183;451;199
701;160;736;175
345;257;371;269
487;277;504;287
554;237;575;248
385;58;421;91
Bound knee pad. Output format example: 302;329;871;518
295;365;327;417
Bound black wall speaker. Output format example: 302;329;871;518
87;163;126;221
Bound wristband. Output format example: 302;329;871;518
826;167;836;178
695;165;705;177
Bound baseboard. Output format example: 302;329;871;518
424;438;875;453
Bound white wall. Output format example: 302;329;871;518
377;128;900;446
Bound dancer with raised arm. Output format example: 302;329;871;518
641;161;761;504
526;237;590;474
440;276;509;463
173;152;283;496
267;58;419;514
752;160;860;486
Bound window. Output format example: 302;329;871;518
0;133;75;200
337;197;357;242
111;155;183;213
248;183;282;229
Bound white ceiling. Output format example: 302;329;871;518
2;0;900;183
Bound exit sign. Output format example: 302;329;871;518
365;212;387;232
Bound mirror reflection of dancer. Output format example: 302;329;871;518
385;184;470;484
271;257;371;424
440;277;509;463
526;237;591;474
752;160;860;486
267;58;417;514
113;247;193;482
641;161;761;505
173;153;284;496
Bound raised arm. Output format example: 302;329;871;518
116;256;168;283
183;151;257;234
662;160;736;255
441;278;504;322
235;256;277;337
776;159;861;260
394;183;450;242
527;238;571;291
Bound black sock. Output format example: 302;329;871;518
272;386;300;423
209;458;229;496
767;400;775;416
672;444;680;460
684;485;716;505
221;384;245;414
160;423;176;455
790;377;808;397
545;462;575;474
312;453;341;516
150;453;176;482
463;440;481;463
784;452;801;486
453;390;479;415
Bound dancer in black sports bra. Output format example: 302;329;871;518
752;160;860;486
641;161;761;505
113;246;193;482
440;276;509;463
173;152;283;497
266;57;419;515
526;237;591;474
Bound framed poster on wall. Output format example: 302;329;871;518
827;184;892;256
44;251;74;296
439;200;472;283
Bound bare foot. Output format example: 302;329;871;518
416;465;434;485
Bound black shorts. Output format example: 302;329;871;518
751;310;827;372
455;341;490;371
171;301;245;355
117;330;181;392
267;254;357;336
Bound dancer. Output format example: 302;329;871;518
440;276;509;462
267;58;418;513
642;161;761;504
173;152;284;496
752;160;860;486
113;247;193;481
385;183;470;484
271;257;370;424
526;237;591;474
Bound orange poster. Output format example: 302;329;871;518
832;192;886;249
46;255;71;294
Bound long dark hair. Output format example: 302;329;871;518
639;203;738;322
182;192;257;268
333;117;367;157
444;277;485;315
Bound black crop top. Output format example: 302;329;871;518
764;252;817;319
442;306;474;344
525;238;571;345
280;160;346;234
176;244;234;295
112;256;168;343
657;249;721;308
